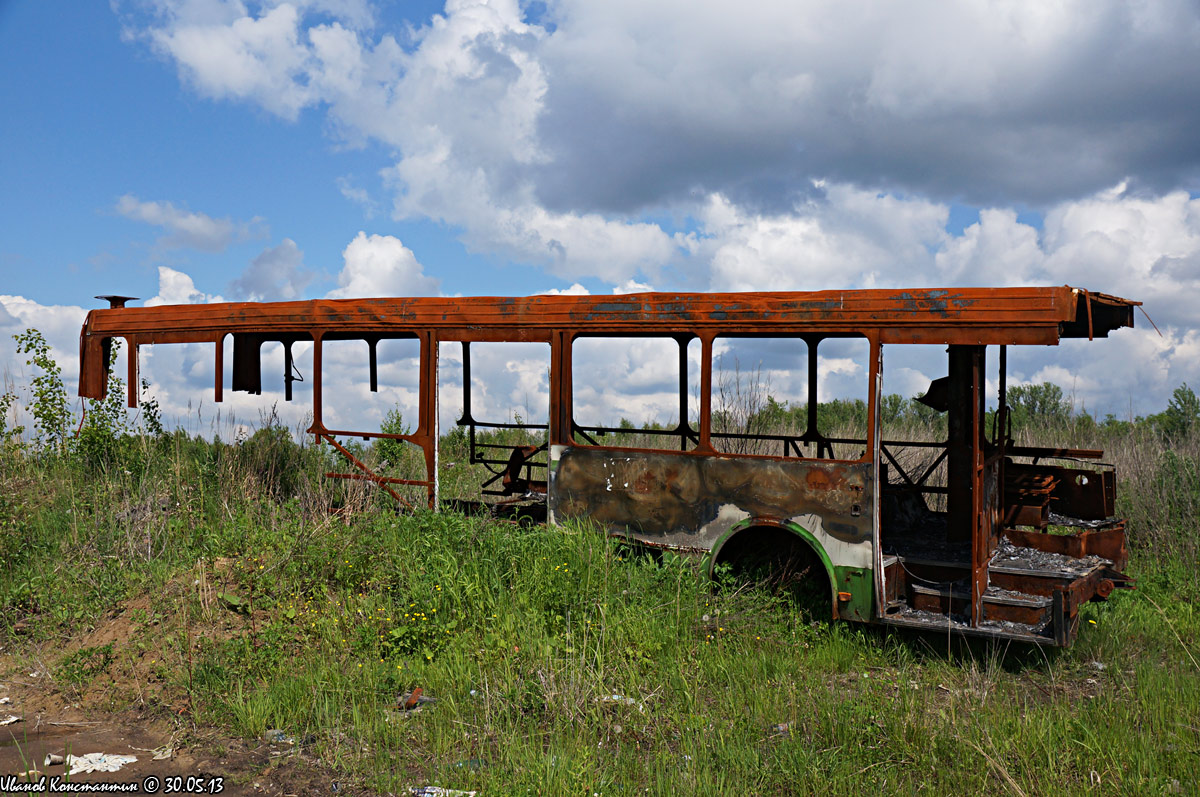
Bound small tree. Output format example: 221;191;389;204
1157;383;1200;440
13;329;72;453
0;390;24;450
1007;382;1072;430
376;405;412;469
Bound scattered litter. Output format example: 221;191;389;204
1088;661;1107;672
596;694;646;713
0;715;20;726
398;688;437;711
263;729;295;744
66;753;138;774
0;697;11;705
44;753;65;766
769;722;792;736
132;745;175;760
14;769;41;782
46;721;100;728
409;788;477;797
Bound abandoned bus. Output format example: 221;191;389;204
78;286;1138;646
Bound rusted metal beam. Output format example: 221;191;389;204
77;286;1140;402
319;432;412;509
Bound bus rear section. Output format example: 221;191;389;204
550;338;1135;647
876;345;1132;645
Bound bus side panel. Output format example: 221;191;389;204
548;445;874;571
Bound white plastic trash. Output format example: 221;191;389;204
65;753;138;774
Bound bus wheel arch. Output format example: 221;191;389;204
708;520;837;619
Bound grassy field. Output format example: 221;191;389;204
1;360;1198;793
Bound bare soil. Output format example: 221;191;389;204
0;677;376;796
0;563;378;797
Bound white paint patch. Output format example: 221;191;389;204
711;504;752;528
790;512;873;569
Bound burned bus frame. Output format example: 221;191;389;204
79;286;1138;646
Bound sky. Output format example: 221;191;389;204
2;0;1200;440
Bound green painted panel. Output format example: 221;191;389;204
834;565;874;622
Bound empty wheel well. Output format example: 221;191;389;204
710;525;835;615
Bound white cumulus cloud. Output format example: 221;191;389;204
91;0;1200;419
701;187;948;292
145;266;226;306
328;231;439;298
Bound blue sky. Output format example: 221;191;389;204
3;0;1200;432
0;0;507;305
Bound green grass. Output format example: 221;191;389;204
169;514;1196;796
0;427;1198;795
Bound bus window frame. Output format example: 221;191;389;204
568;332;699;452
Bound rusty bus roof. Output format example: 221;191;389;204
79;286;1136;347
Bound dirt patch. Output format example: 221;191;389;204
29;557;275;718
0;559;380;797
0;716;370;796
0;681;375;797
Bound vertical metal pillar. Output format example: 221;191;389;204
946;344;986;624
997;345;1008;444
368;337;379;393
418;331;438;508
677;335;690;450
548;333;562;446
310;334;323;433
549;331;573;447
283;342;294;402
806;337;819;441
869;337;884;619
698;334;714;452
214;334;224;403
125;337;138;408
